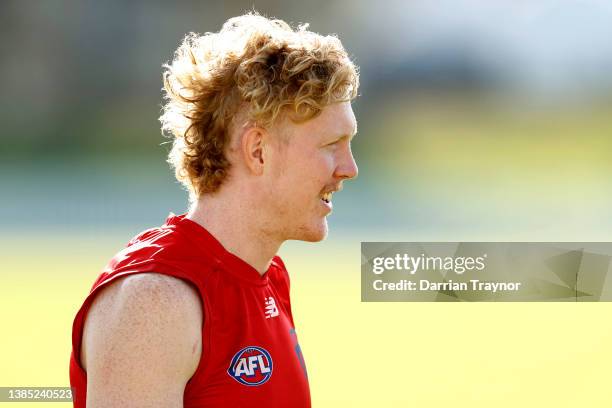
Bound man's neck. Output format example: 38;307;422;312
186;194;281;275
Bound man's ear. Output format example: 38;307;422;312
241;126;266;176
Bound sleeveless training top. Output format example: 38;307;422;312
69;213;311;407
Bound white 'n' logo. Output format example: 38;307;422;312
264;296;279;319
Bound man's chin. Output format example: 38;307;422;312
291;220;329;242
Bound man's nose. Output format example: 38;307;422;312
335;149;358;180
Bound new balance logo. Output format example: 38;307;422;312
264;296;279;319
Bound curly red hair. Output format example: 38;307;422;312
160;12;359;199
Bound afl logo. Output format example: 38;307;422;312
227;346;273;386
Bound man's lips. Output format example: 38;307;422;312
321;191;333;204
320;187;340;212
320;196;333;212
320;185;343;203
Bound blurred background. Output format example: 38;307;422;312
2;0;612;406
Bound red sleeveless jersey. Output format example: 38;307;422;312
69;214;311;407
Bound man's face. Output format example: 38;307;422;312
264;102;358;242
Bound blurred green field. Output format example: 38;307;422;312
355;98;612;239
2;233;612;407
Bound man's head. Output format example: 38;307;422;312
160;12;359;242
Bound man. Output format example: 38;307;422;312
69;12;359;408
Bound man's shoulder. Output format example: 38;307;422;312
113;273;201;304
81;272;203;405
89;273;202;324
107;222;212;275
125;224;187;253
82;272;202;372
